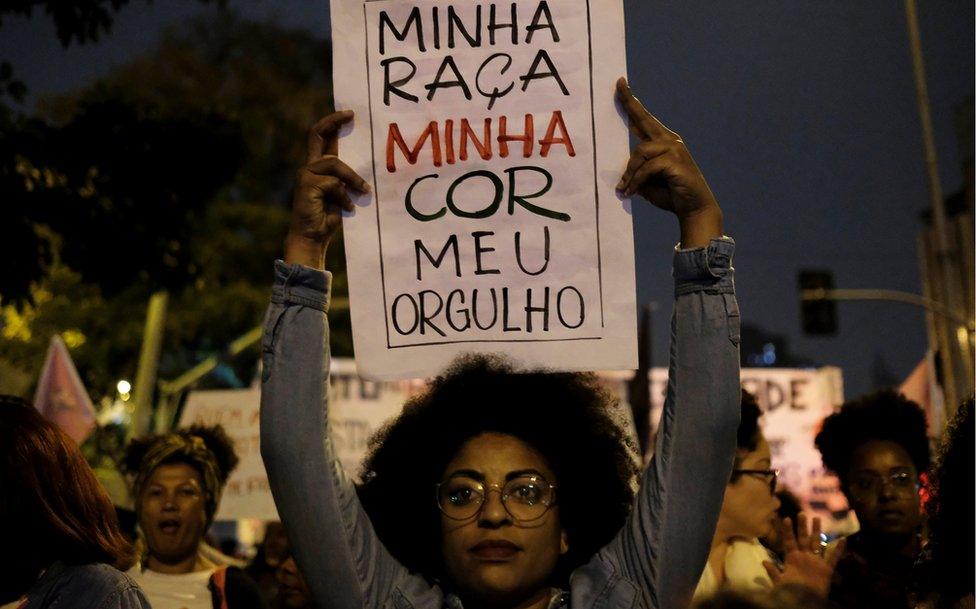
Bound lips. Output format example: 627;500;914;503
158;517;181;535
469;539;521;561
878;509;904;520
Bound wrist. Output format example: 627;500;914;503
678;204;723;249
284;231;328;270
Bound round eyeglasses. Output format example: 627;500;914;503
733;468;780;493
436;474;557;522
849;471;919;499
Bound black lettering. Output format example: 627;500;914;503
381;57;419;105
488;3;518;45
790;379;809;410
519;49;569;95
447;170;504;218
524;287;550;332
472;288;498;330
501;287;521;331
505;166;569;221
419;290;447;336
476;53;514;111
557;286;584;328
425;55;473;101
432;6;440;49
765;380;786;413
526;1;559;43
448;5;482;47
415;235;461;280
446;289;471;331
405;174;445;221
391;293;420;335
379;7;425;55
472;231;500;275
515;225;550;275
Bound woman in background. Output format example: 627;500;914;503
124;425;267;609
0;395;149;609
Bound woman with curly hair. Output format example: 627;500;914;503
0;395;149;609
123;425;268;609
913;398;974;609
261;79;742;609
813;389;931;609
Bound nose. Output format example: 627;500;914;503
478;488;510;527
878;480;899;501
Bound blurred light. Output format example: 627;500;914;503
120;392;131;402
61;329;86;348
762;343;777;366
117;380;132;394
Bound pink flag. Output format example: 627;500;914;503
898;350;945;437
34;335;97;444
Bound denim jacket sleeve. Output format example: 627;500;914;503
260;261;409;609
594;237;741;609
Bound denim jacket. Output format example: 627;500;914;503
17;562;149;609
261;238;741;609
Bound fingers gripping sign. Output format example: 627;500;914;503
287;111;372;269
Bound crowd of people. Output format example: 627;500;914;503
1;78;973;609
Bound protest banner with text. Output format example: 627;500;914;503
331;0;637;379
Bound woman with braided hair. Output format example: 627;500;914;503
124;425;268;609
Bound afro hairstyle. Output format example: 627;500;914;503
914;398;974;604
122;424;239;484
814;389;930;486
355;354;641;585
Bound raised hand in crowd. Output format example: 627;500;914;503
763;513;846;599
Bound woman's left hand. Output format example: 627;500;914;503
614;77;722;248
762;512;845;599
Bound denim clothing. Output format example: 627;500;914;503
19;562;149;609
261;238;741;609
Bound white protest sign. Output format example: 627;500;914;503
331;0;637;379
180;365;850;531
606;366;852;534
177;362;418;520
179;388;278;521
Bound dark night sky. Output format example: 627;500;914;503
2;1;972;396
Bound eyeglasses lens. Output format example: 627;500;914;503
437;475;553;522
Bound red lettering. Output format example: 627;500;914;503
497;114;534;158
460;118;493;161
387;121;443;172
539;110;575;157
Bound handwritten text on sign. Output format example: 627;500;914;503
336;0;635;378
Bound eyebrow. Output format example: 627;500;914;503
446;468;547;482
852;466;914;475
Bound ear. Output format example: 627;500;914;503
560;528;569;555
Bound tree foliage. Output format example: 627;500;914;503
1;13;345;403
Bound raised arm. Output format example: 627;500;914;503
598;79;741;609
260;113;406;609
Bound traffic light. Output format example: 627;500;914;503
799;270;837;335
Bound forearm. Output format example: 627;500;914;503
259;261;365;609
606;238;740;609
652;237;741;608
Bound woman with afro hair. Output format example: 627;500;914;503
814;389;931;609
123;425;268;609
261;80;742;609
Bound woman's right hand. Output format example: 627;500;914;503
285;110;371;269
762;512;844;599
